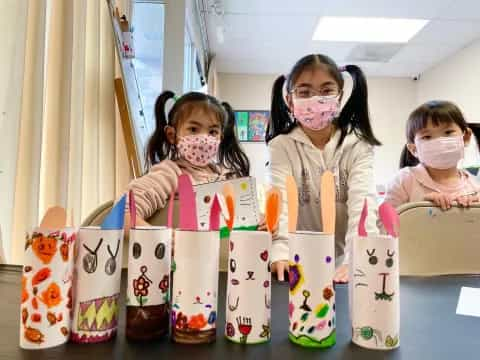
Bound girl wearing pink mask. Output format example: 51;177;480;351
125;91;249;227
266;54;381;283
386;100;479;210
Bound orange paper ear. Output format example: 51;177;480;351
286;176;298;233
265;186;282;234
39;207;67;230
320;171;335;235
223;183;235;230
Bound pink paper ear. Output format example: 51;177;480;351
379;202;399;237
209;194;221;231
358;199;368;237
178;174;198;231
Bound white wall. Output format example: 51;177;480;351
417;39;480;123
218;73;416;187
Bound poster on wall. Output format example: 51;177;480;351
234;111;270;142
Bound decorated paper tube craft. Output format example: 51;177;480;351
349;200;400;350
19;207;76;349
126;191;172;341
287;173;336;348
224;186;278;344
70;195;126;344
171;174;221;344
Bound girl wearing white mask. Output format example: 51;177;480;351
266;54;382;283
386;100;479;210
125;91;250;227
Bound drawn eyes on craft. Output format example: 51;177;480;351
83;238;120;275
132;242;141;259
367;249;378;265
155;243;166;260
203;195;211;204
386;250;395;268
230;259;237;273
366;248;395;268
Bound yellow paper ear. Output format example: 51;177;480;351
320;171;335;235
265;186;282;234
39;207;67;230
286;176;298;233
222;183;235;230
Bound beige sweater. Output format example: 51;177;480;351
126;159;231;220
266;126;379;265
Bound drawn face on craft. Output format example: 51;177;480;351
81;238;121;276
353;236;398;302
32;234;58;264
229;239;269;287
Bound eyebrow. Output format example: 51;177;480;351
297;81;338;88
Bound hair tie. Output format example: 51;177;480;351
338;66;347;72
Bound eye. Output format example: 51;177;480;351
188;127;198;134
209;129;219;136
445;130;455;135
366;249;377;265
386;250;395;268
421;135;431;140
155;243;166;259
230;259;236;273
204;195;211;204
132;242;141;259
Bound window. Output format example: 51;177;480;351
132;1;165;133
183;27;203;92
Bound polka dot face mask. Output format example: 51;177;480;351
177;134;220;167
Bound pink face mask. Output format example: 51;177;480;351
292;95;340;131
177;134;220;167
415;135;465;169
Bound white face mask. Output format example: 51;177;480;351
415;136;465;169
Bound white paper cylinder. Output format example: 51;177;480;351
349;234;400;350
172;230;220;344
288;231;336;348
19;228;76;349
126;226;171;340
225;231;271;344
71;227;124;343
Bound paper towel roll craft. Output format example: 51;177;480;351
224;186;279;344
126;190;172;341
171;174;222;344
349;200;400;350
287;172;336;348
19;207;76;349
70;195;126;344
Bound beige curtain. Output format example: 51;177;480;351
11;0;131;264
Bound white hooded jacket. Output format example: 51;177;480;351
266;126;379;265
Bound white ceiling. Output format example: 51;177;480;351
206;0;480;77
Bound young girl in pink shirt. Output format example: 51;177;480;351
386;100;479;210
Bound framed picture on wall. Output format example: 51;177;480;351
234;110;270;142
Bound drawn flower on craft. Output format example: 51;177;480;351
21;276;29;304
288;301;295;319
188;314;208;330
32;234;58;264
40;282;62;308
31;313;42;322
32;267;51;286
226;322;235;337
159;275;169;293
175;312;188;330
288;255;304;295
24;327;44;344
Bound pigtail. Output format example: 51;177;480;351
145;91;176;169
399;144;419;168
266;75;295;143
219;102;250;177
338;65;381;147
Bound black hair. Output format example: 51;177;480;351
146;91;249;177
266;54;381;148
406;100;469;143
399;145;419;168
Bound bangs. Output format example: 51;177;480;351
174;100;225;128
406;101;467;142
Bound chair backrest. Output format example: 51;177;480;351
398;202;480;276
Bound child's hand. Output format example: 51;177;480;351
271;260;288;281
334;264;349;283
424;192;455;210
455;192;479;208
257;214;279;237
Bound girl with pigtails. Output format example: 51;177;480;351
266;54;381;283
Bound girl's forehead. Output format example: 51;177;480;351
180;106;222;127
294;65;337;87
